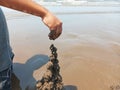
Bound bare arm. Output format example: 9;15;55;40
0;0;62;40
0;0;48;18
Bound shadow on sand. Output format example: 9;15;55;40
11;55;78;90
12;54;49;90
64;85;78;90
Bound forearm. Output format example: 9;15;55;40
0;0;62;40
0;0;48;18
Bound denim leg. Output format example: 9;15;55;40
0;8;14;72
0;67;12;90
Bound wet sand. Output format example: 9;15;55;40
3;6;120;90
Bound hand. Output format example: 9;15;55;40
42;12;62;40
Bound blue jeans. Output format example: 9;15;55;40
0;67;12;90
0;8;14;72
0;7;14;90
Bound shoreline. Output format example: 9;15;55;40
35;1;120;6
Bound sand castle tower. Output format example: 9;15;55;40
36;44;63;90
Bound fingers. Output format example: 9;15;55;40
49;30;56;40
49;23;62;40
56;23;62;37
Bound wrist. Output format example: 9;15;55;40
39;8;49;19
